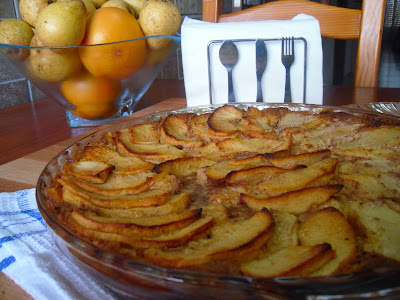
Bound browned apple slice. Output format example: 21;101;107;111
154;157;216;178
189;113;230;143
143;209;275;268
244;106;287;129
266;149;331;169
70;208;202;238
216;137;291;156
226;165;295;185
128;122;161;144
62;190;191;218
59;177;170;208
241;185;343;214
207;105;244;136
84;145;154;175
71;215;214;248
116;130;186;164
60;173;155;196
298;207;357;275
241;243;334;277
257;158;338;196
161;113;204;148
63;160;114;184
203;154;269;184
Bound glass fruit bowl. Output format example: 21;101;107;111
36;103;400;299
0;35;180;127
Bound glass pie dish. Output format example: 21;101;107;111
36;103;400;299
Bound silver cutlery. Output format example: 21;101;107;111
255;39;267;103
219;40;239;103
281;37;295;103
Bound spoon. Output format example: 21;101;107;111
219;40;239;103
255;39;267;102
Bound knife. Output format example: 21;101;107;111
255;39;267;103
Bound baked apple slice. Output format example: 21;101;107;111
266;149;331;169
59;177;170;208
62;190;191;218
71;208;203;238
63;160;114;184
241;243;334;277
143;209;275;268
241;185;343;214
154;156;215;178
60;173;155;196
257;158;338;196
116;129;185;164
72;215;214;248
84;145;154;175
161;113;204;148
298;207;357;275
207;105;244;136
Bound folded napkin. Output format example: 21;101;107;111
181;14;323;106
0;189;115;300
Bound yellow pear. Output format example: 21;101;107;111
82;0;96;15
123;0;147;18
91;0;108;8
19;0;55;28
35;0;87;48
101;0;130;12
29;35;82;82
139;0;181;50
0;19;34;60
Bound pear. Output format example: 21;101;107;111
82;0;96;15
139;0;181;50
35;0;87;48
29;35;82;82
91;0;108;8
101;0;130;12
0;19;34;46
123;0;147;18
19;0;55;28
0;19;34;60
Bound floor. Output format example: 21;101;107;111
378;40;400;88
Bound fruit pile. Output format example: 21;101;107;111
0;0;181;119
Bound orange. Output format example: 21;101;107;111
78;7;147;80
61;71;121;119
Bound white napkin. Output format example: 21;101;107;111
0;189;116;300
181;14;323;106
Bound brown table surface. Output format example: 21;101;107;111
1;80;400;299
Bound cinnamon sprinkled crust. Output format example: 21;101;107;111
46;105;400;277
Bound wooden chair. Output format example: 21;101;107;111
202;0;386;87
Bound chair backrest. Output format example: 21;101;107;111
202;0;386;87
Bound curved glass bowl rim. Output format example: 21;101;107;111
0;34;181;50
35;102;400;295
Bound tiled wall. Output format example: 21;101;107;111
1;0;234;109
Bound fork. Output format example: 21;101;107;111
281;37;295;103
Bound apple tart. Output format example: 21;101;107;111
44;104;400;279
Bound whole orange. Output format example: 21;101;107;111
78;7;147;80
61;71;121;119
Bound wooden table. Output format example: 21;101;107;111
1;81;400;299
